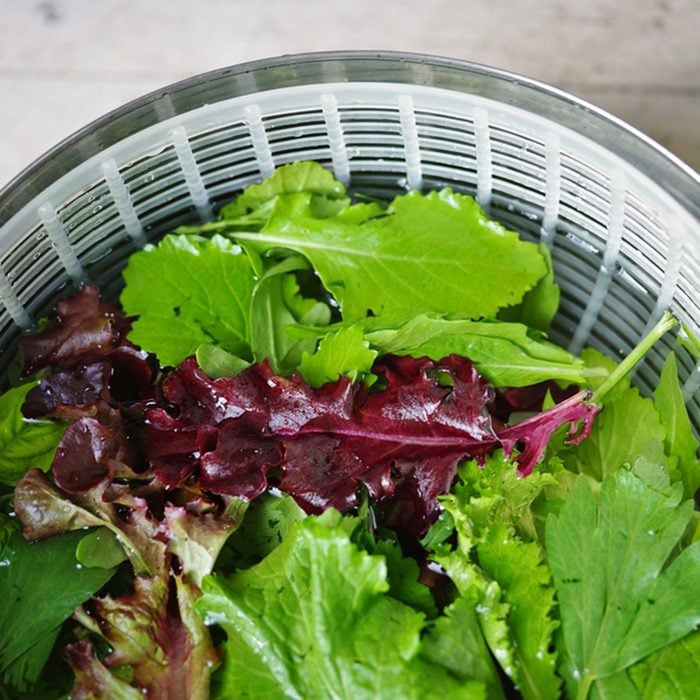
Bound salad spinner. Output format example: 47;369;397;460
0;52;698;432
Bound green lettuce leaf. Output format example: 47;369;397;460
0;381;65;486
219;161;349;221
197;515;485;699
121;234;257;367
233;188;547;321
654;352;700;500
545;462;700;699
195;343;251;378
0;529;115;692
420;596;505;699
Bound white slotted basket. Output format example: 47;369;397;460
0;52;699;432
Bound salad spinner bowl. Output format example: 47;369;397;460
0;51;699;432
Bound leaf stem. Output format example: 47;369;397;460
590;311;678;405
576;673;594;700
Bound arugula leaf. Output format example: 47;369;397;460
0;529;115;692
197;515;485;699
233;188;547;321
654;352;700;500
250;254;330;372
0;381;65;486
298;324;378;387
336;315;588;388
121;234;257;367
545;462;700;699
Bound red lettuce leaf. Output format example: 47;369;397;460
20;285;129;374
67;573;217;700
146;355;596;534
20;286;156;419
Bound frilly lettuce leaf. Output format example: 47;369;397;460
197;514;487;699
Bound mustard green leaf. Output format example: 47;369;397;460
121;234;257;367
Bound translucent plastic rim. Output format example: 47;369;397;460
1;50;699;227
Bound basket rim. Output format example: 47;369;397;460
1;49;699;226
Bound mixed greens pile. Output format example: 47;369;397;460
1;162;699;699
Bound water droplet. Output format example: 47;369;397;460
75;563;83;570
144;174;155;183
92;205;103;214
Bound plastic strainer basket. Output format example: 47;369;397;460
1;52;699;434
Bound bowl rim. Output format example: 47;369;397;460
1;49;699;226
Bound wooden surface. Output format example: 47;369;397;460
0;0;698;188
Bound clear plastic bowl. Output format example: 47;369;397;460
0;51;698;430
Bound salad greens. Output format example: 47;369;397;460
0;161;698;699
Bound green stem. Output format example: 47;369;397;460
591;311;678;405
576;672;594;700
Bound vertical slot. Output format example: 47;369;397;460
320;93;350;186
244;104;275;180
170;126;213;221
38;202;86;284
398;95;422;191
101;159;146;246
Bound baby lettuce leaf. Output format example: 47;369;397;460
0;529;115;693
121;234;257;367
298;324;378;387
498;242;560;333
197;514;485;699
545;461;700;699
218;160;349;222
419;596;505;699
233;188;547;321
69;571;217;700
362;315;589;388
0;381;65;486
654;352;700;500
434;454;561;699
